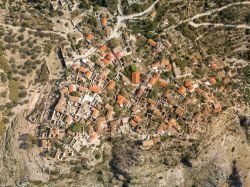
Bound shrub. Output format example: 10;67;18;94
0;72;7;82
17;34;24;41
109;38;120;48
71;122;83;133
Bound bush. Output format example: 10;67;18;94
109;38;120;48
71;122;83;133
0;26;5;37
19;91;27;98
1;91;7;97
0;72;7;82
17;34;24;41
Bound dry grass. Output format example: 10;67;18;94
8;80;19;103
0;121;5;137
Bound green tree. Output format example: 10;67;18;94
71;122;83;133
109;38;120;48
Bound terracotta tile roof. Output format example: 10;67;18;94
147;39;157;47
117;95;126;106
69;96;80;102
178;86;186;95
88;132;98;143
132;71;140;84
159;79;167;87
86;33;94;41
99;44;107;52
85;70;92;79
133;116;141;123
89;85;102;94
209;77;217;85
210;62;219;71
101;17;107;27
101;58;111;65
165;64;172;72
69;84;76;92
152;137;160;144
80;66;87;73
107;80;116;90
185;79;193;90
105;52;113;61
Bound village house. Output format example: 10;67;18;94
132;71;140;85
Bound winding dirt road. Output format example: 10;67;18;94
109;0;160;39
167;1;250;30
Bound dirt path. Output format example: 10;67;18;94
109;0;160;39
189;21;250;29
72;0;160;60
0;23;68;40
166;1;250;31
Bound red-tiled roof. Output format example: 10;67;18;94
132;72;140;84
86;33;94;41
99;45;107;51
178;86;186;95
159;79;167;87
105;52;113;61
117;95;127;106
85;70;92;79
69;84;75;92
185;79;193;90
89;85;102;94
80;66;87;73
101;17;107;27
147;39;157;47
209;77;217;85
107;80;116;90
